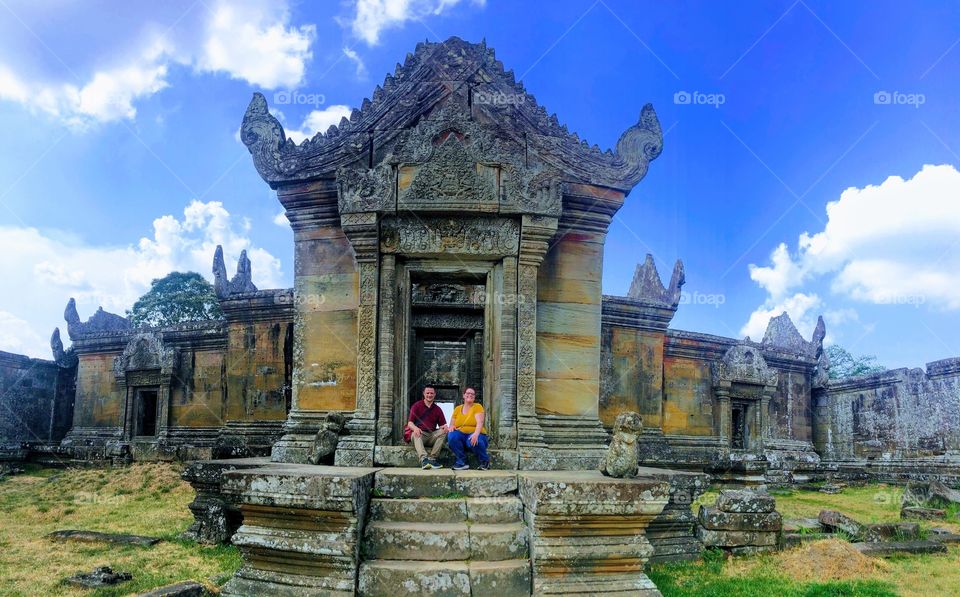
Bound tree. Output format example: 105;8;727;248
128;272;224;328
826;345;885;380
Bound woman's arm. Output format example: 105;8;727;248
470;411;485;445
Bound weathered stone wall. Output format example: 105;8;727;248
817;358;960;461
223;321;291;425
73;352;124;429
169;349;226;428
536;208;606;419
0;351;73;456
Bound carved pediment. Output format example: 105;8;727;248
241;37;661;194
113;332;177;378
713;343;778;388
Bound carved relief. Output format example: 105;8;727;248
380;217;519;256
713;343;778;388
399;136;498;209
337;164;394;214
113;332;177;377
411;283;485;306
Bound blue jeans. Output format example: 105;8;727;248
447;430;489;466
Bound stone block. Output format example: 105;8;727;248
368;497;467;524
363;522;470;561
374;469;457;498
698;506;782;532
358;560;470;596
716;490;776;514
468;560;531;596
852;540;948;557
134;581;206;597
468;523;528;560
901;506;946;520
466;496;524;524
696;527;778;547
453;470;518;497
865;522;920;541
818;510;868;540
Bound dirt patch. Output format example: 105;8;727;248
777;539;890;581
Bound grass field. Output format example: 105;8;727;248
650;484;960;597
2;464;959;596
0;463;240;596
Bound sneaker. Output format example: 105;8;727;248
478;461;491;471
429;458;444;469
453;462;469;471
421;458;432;470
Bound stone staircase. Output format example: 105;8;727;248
358;468;531;596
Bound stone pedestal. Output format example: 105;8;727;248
219;465;378;596
181;458;275;544
519;471;669;595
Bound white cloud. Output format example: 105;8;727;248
342;47;368;78
0;200;283;359
273;211;289;226
0;0;315;128
740;292;822;341
743;164;960;336
347;0;485;45
281;105;353;144
198;1;315;89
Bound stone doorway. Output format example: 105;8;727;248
134;387;159;437
390;265;493;445
731;402;747;449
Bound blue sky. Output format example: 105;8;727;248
0;0;958;369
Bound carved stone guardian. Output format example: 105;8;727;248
600;411;643;478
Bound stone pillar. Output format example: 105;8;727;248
337;212;379;466
271;181;359;464
520;471;669;595
516;215;555;461
497;256;519;448
716;389;731;446
375;253;396;445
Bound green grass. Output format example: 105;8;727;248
0;462;241;596
648;549;897;597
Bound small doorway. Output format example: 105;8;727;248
731;402;747;449
134;387;159;437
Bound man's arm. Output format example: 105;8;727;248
406;420;422;438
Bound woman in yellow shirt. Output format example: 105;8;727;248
446;387;490;470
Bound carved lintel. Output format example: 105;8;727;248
381;216;520;257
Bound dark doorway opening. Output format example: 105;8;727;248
135;388;159;437
731;403;746;449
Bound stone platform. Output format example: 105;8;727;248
206;463;676;596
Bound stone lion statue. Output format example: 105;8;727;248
600;411;643;478
308;412;346;465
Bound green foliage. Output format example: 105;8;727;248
827;345;886;380
127;272;223;328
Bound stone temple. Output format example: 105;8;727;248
3;37;960;595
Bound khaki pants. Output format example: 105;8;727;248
412;428;447;460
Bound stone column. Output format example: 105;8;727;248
715;389;731;446
271;181;360;464
497;256;518;448
375;254;396;445
516;215;556;458
337;212;379;466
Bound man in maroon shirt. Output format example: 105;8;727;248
405;386;447;469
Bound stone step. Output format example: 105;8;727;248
363;521;528;561
368;496;523;524
374;468;518;498
358;559;531;596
